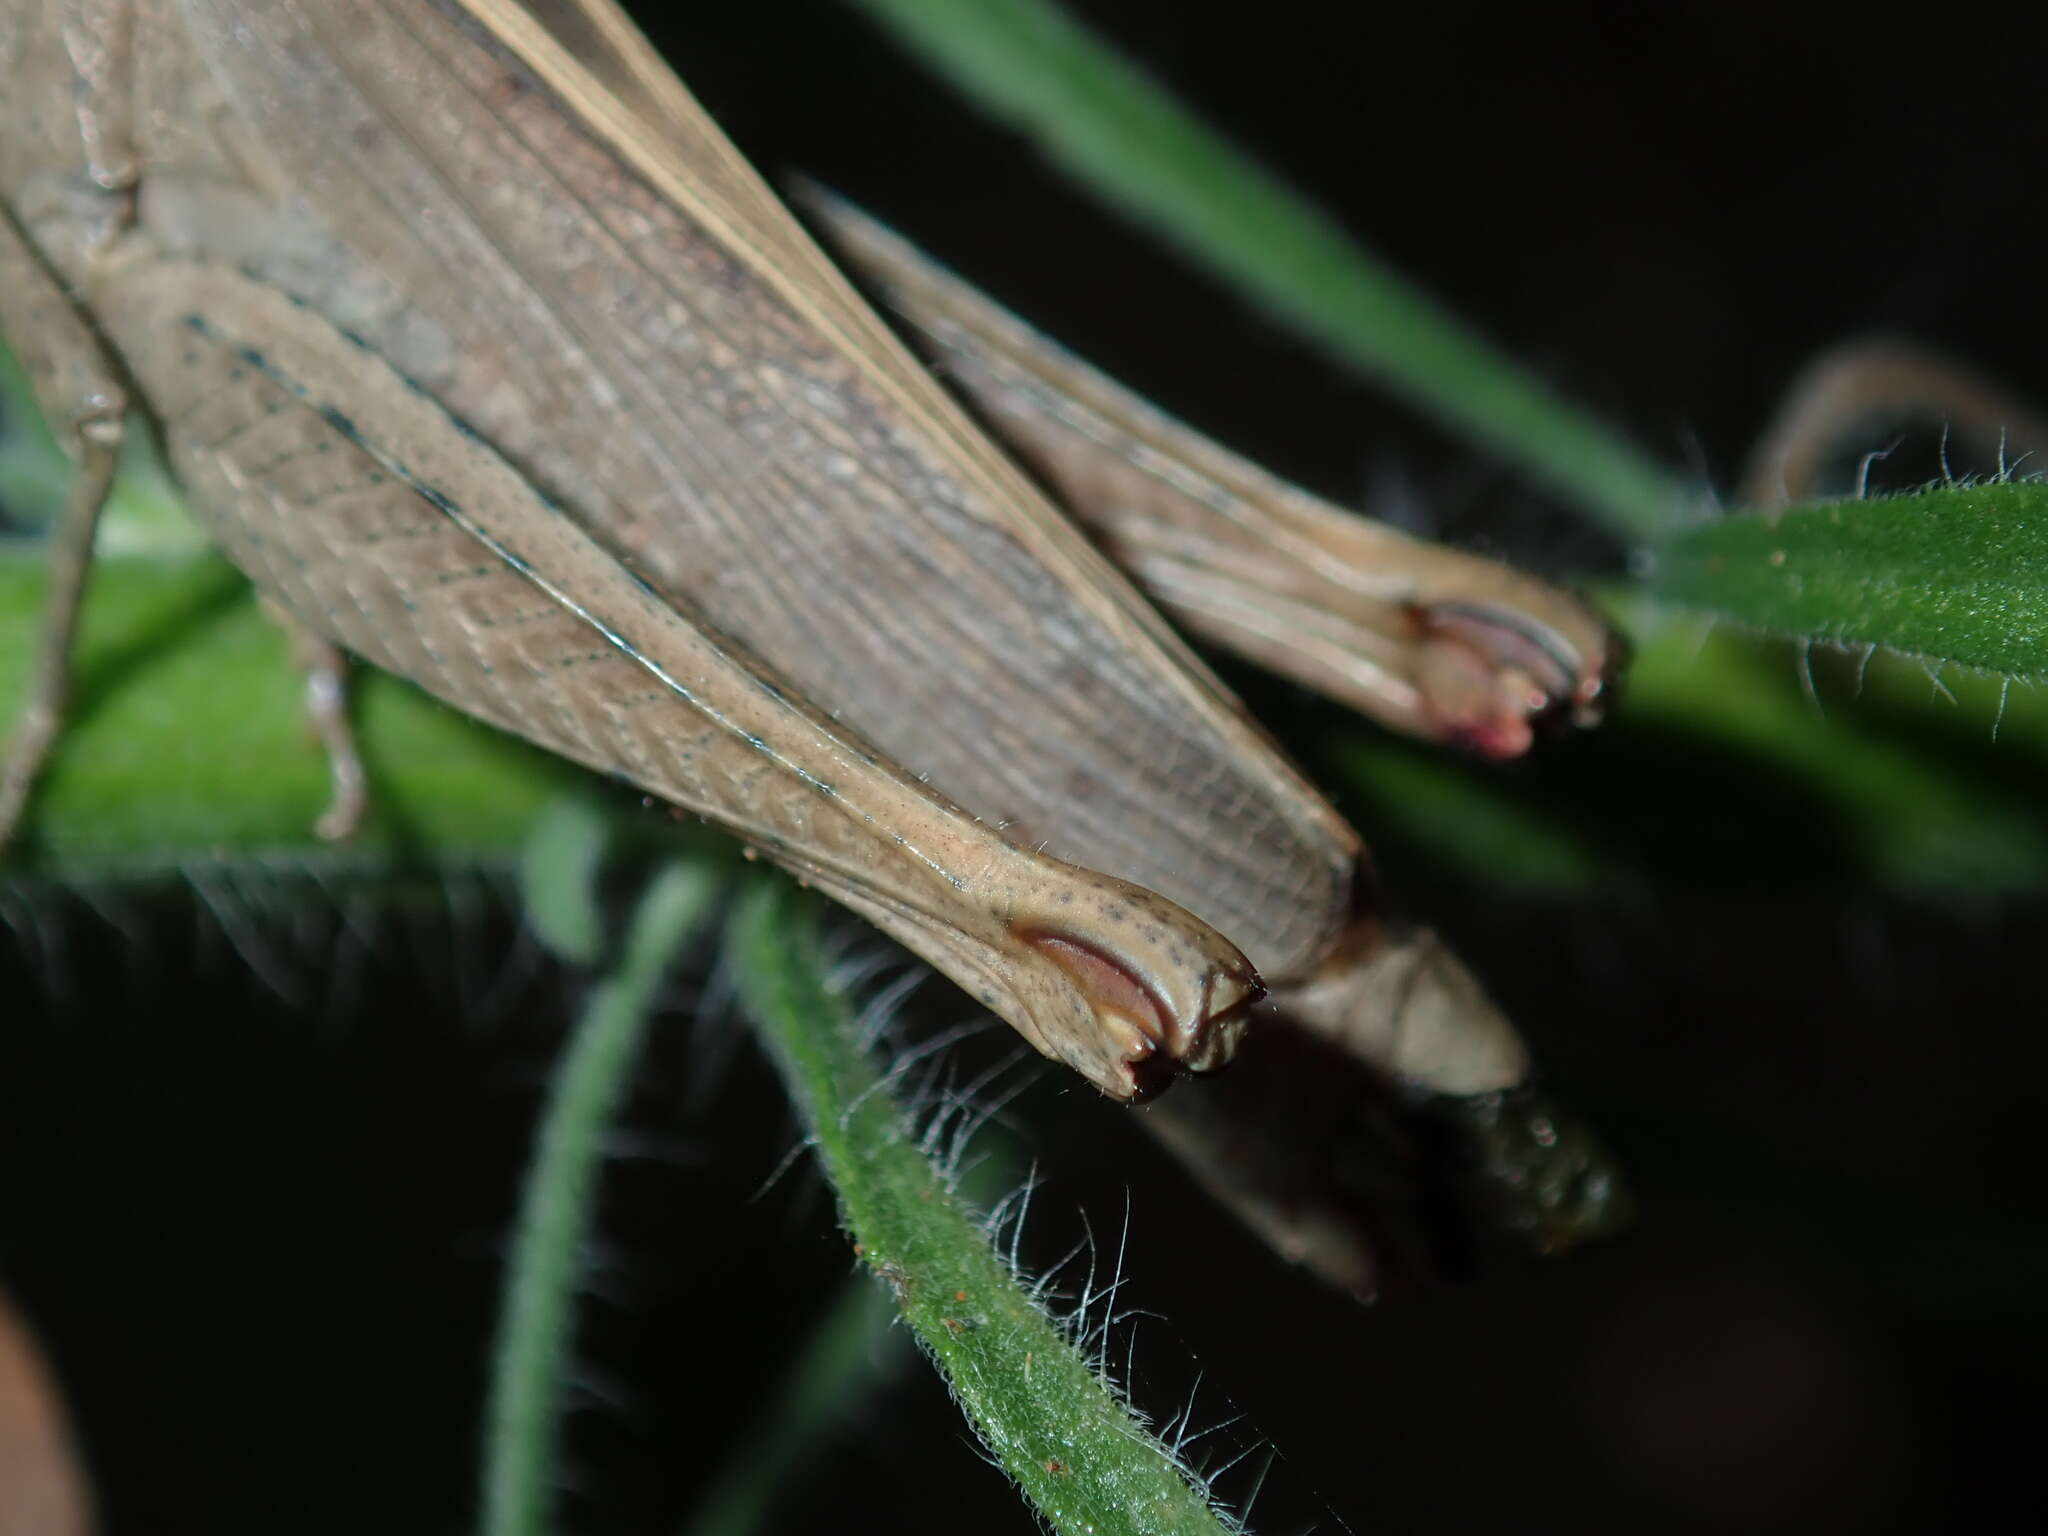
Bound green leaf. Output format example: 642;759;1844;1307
1617;597;2048;888
1650;482;2048;678
729;879;1243;1536
0;550;596;876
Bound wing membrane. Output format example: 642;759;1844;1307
166;0;1356;977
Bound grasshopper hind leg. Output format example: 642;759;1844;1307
263;598;368;842
1273;919;1632;1269
0;208;127;856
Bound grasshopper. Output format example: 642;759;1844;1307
0;0;1618;1261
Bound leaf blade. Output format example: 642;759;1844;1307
1651;482;2048;677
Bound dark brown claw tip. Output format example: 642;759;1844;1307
1123;1053;1181;1102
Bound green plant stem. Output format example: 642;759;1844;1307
729;879;1240;1536
844;0;1688;542
481;856;716;1536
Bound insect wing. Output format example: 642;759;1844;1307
165;0;1358;980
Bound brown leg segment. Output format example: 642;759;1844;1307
263;599;368;842
0;207;127;856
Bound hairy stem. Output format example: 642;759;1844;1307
729;879;1243;1536
481;841;717;1536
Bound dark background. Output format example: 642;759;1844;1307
7;2;2048;1531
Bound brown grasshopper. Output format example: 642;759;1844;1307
0;0;1619;1270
